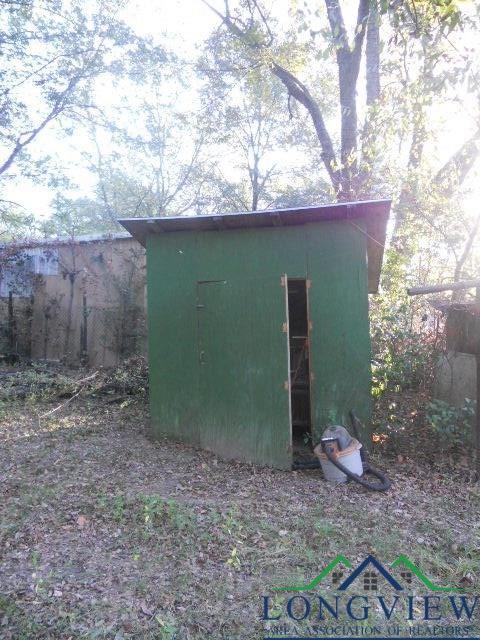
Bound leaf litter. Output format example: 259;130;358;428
0;369;479;638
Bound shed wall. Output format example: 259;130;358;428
146;220;371;468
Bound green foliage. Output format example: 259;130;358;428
426;398;475;447
140;495;196;535
156;618;177;640
112;494;127;523
386;0;467;36
226;546;242;570
370;298;440;395
41;194;118;237
141;495;165;530
0;367;78;403
222;506;242;537
104;356;148;397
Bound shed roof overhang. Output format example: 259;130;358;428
119;199;391;293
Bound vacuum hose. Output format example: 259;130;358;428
292;411;391;492
323;444;391;492
331;411;391;491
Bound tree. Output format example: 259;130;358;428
203;0;480;285
201;0;386;199
40;192;117;237
86;97;209;221
0;0;165;231
198;72;296;211
202;2;478;191
198;32;335;211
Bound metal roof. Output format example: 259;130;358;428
118;199;391;293
1;232;131;251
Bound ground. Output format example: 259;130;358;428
1;377;480;639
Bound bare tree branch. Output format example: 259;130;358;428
0;74;81;176
202;0;342;194
271;63;341;191
433;129;480;195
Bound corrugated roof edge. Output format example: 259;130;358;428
118;199;390;242
118;199;391;294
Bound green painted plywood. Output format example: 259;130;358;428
307;220;372;441
197;276;291;467
145;220;372;468
146;233;201;445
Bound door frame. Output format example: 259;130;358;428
282;274;293;457
285;276;314;450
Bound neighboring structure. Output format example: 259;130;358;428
0;234;146;367
435;350;477;407
408;280;480;467
120;200;391;469
430;299;477;408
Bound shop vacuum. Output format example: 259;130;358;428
294;411;391;492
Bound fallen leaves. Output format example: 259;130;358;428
139;602;155;617
0;389;479;639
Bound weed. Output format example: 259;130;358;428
135;577;148;595
426;398;475;447
155;616;177;639
313;520;336;538
141;494;165;531
0;595;44;638
223;506;241;536
30;549;41;568
112;494;126;522
226;545;242;570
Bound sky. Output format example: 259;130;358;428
2;0;479;225
3;0;219;221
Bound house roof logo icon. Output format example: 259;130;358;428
337;554;402;591
272;553;462;593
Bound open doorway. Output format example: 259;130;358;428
287;279;313;462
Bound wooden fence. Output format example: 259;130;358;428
0;235;146;367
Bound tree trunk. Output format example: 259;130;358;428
366;2;380;106
325;0;370;199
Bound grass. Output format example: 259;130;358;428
1;388;479;639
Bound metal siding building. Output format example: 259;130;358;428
120;200;390;469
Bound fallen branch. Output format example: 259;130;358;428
407;279;480;296
38;370;99;421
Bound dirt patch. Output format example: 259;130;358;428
1;392;479;639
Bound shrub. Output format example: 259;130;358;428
426;398;476;447
370;298;442;396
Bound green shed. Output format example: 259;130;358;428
120;200;390;469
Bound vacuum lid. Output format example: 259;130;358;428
321;425;353;451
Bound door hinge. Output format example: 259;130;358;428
308;320;313;331
306;279;311;289
280;275;286;287
284;380;289;391
310;372;315;382
282;322;288;333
